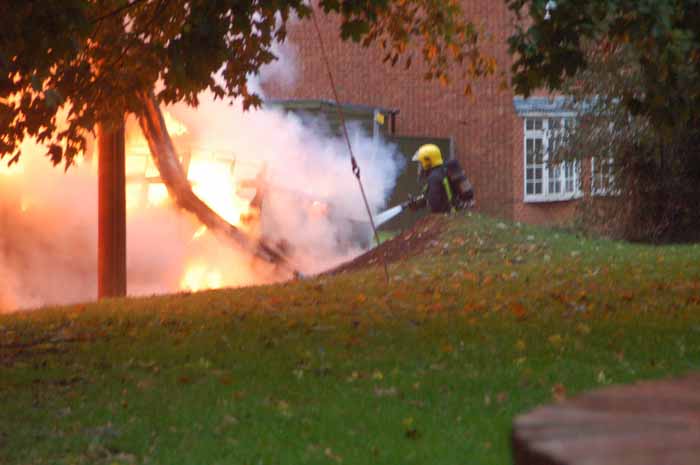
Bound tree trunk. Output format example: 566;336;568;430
98;120;127;298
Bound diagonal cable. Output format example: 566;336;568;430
310;7;390;283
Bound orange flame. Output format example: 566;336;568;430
123;111;256;292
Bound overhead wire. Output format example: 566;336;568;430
309;7;390;283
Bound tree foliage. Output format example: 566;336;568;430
1;0;489;167
552;44;700;242
506;0;700;131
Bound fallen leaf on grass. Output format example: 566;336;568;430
374;386;398;397
136;378;155;390
324;447;343;463
510;302;528;320
405;428;421;440
548;334;563;347
576;323;591;335
277;400;292;417
551;383;567;402
462;303;482;314
441;343;454;354
619;292;634;301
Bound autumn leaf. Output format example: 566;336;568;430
462;303;482;314
510;302;528;320
551;383;567;402
548;334;563;347
374;386;398;397
137;378;155;390
404;428;421;440
277;400;292;417
620;292;634;301
576;323;591;335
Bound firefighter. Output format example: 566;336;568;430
405;144;455;213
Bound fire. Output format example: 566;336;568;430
1;90;389;312
123;111;256;292
20;199;31;213
192;225;208;240
0;162;24;176
179;262;224;292
187;153;251;227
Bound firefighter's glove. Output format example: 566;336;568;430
404;194;426;211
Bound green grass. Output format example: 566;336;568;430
2;213;700;465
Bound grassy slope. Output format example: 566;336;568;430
1;213;700;465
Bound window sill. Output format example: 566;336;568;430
591;190;622;197
524;193;582;204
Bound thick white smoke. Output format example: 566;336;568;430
0;33;403;313
0;145;98;311
164;95;402;271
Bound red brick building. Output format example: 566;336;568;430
264;2;582;224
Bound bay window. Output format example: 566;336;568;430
523;116;580;202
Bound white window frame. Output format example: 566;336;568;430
523;114;582;203
591;156;619;196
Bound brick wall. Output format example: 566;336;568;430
263;2;576;225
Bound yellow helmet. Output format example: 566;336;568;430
412;144;443;170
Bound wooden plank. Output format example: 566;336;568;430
512;373;700;465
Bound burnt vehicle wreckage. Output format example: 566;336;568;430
136;92;375;275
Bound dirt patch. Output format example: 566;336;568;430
328;215;448;274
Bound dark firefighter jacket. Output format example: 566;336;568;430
424;165;452;213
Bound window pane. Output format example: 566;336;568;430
526;119;533;130
562;162;576;193
548;163;561;195
526;168;534;180
534;182;542;194
534;119;543;130
549;118;561;130
549;180;560;193
526;183;533;195
534;167;543;180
